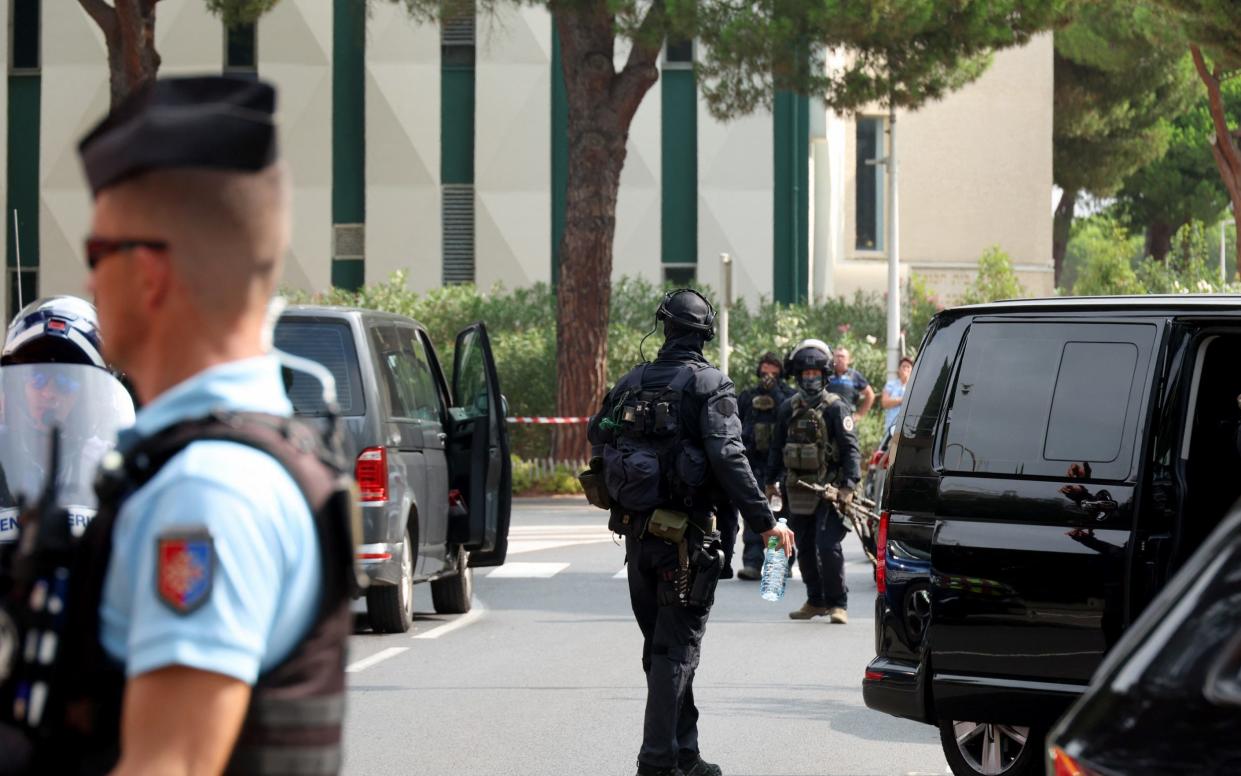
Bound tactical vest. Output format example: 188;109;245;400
782;391;842;514
602;364;709;517
52;412;358;776
749;393;779;454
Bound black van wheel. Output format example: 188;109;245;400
431;546;473;615
366;528;416;633
939;721;1043;776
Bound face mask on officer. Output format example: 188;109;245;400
798;368;824;397
760;373;777;391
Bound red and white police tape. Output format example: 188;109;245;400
505;416;592;425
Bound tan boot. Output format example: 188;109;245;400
789;602;831;620
828;607;848;624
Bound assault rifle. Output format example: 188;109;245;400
791;479;881;568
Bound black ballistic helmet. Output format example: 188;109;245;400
657;289;716;341
755;351;784;378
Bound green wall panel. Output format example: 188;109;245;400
661;69;697;267
332;0;366;289
441;67;476;184
7;73;40;307
773;91;809;304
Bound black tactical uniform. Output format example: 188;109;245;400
732;355;795;577
768;344;860;622
588;290;778;776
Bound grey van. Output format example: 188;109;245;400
274;306;511;633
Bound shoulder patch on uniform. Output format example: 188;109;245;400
716;396;738;417
156;529;215;615
842;415;855;432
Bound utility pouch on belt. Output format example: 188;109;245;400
579;457;611;510
608;509;635;536
647;509;689;543
688;538;723;608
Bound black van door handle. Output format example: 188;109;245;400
1080;492;1118;519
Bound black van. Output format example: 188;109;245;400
862;296;1241;776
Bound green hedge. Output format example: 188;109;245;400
288;272;909;459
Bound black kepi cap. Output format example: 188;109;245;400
78;75;278;196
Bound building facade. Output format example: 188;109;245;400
2;0;1054;322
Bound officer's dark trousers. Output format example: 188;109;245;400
626;532;711;770
789;501;849;609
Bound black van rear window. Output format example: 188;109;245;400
942;322;1154;480
274;320;366;417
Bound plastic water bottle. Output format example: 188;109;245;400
760;518;790;602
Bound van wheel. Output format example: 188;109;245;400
366;528;416;633
939;721;1043;776
431;546;473;615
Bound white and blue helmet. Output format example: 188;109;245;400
2;296;106;368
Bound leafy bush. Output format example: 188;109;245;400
510;456;584;496
287;274;910;459
959;246;1026;305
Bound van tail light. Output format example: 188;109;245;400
880;451;891;470
876;511;890;594
1050;747;1101;776
356;447;389;503
869;450;884;468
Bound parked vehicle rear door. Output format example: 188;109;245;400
449;323;511;567
929;319;1162;695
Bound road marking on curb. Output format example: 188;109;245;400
346;647;408;673
486;562;570;578
413;598;488;640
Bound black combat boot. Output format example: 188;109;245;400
679;754;723;776
634;762;683;776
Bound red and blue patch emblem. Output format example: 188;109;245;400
156;531;214;614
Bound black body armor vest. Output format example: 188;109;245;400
50;412;357;775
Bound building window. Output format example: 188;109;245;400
665;38;693;67
441;0;476;285
855;116;884;252
663;264;696;286
225;22;257;77
10;0;38;73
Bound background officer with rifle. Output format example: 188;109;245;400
584;289;794;776
767;342;860;624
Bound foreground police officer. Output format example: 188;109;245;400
7;76;356;775
589;289;794;776
733;352;795;580
767;342;859;624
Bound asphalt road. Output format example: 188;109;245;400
342;500;950;776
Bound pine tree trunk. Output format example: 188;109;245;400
1146;221;1175;263
551;3;661;460
1192;47;1241;281
79;0;162;108
1052;188;1077;288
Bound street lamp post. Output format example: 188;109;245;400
720;253;733;377
885;104;900;381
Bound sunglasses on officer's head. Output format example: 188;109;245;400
84;237;169;270
28;370;81;395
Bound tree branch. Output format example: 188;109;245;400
78;0;116;33
613;0;665;126
1192;45;1241;183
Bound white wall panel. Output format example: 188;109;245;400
697;104;774;307
260;0;332;292
609;44;661;285
366;6;440;291
475;5;550;289
39;1;225;303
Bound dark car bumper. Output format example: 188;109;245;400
863;656;931;724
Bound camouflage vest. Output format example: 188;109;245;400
782;391;841;514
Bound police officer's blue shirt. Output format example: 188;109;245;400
100;356;321;684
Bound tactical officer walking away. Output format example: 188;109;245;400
767;342;860;624
587;289;794;776
733;352;795;580
1;77;356;775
